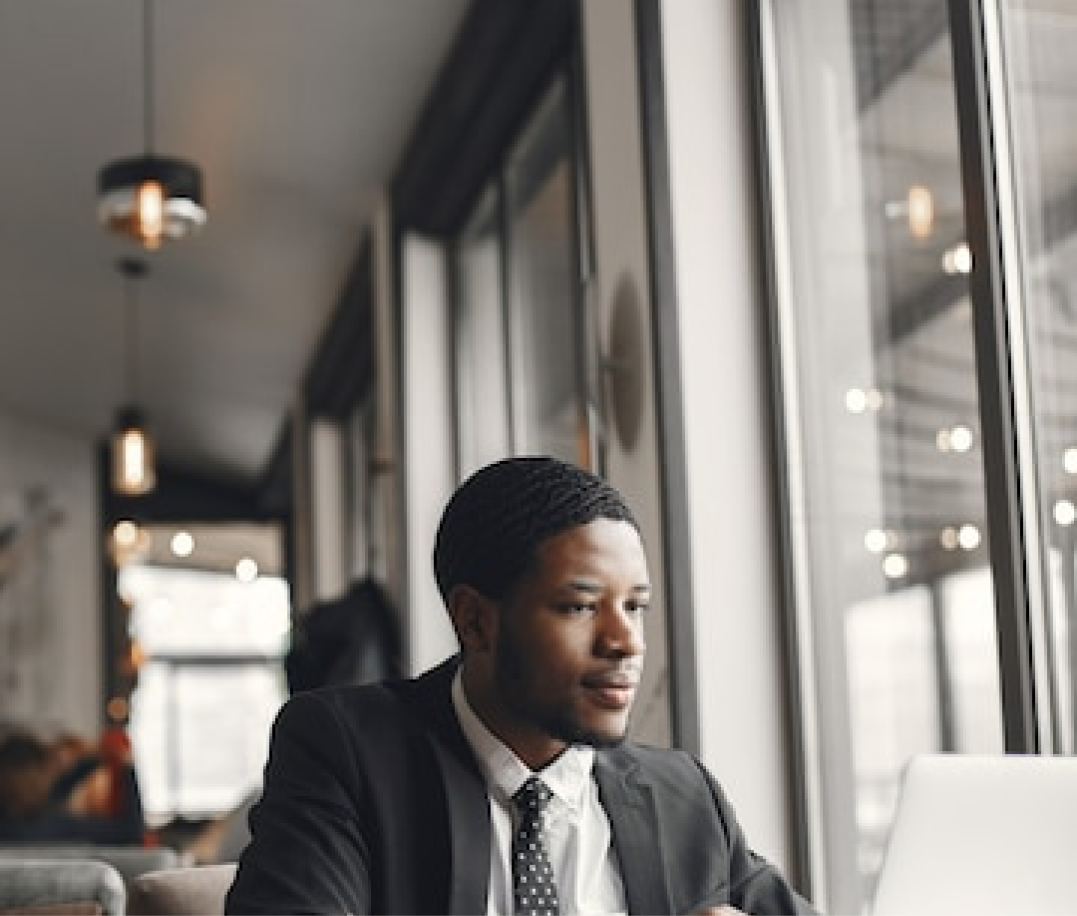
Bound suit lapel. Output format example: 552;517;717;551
407;658;491;915
595;752;672;915
407;663;674;914
430;737;491;914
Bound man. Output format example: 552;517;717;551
226;456;816;915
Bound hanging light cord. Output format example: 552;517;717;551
120;259;146;407
125;271;139;406
143;0;155;155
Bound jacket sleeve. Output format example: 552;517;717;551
224;691;375;915
700;761;819;916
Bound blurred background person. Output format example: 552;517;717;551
185;576;403;864
0;725;149;845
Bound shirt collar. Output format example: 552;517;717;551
451;667;595;813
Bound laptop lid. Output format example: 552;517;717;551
870;753;1077;916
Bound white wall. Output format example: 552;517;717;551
399;233;459;674
658;0;797;873
0;410;101;735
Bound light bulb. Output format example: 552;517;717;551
112;421;156;495
137;179;165;248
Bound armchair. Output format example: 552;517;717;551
0;858;126;915
0;845;182;886
126;863;236;916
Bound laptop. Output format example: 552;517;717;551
870;753;1077;915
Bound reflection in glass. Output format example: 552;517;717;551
455;184;511;477
758;0;1004;909
451;74;588;470
504;77;583;462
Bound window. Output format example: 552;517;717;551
121;525;289;824
452;74;594;472
758;0;1077;908
455;184;511;476
504;77;586;461
756;1;1005;909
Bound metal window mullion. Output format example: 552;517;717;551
445;232;465;482
755;0;830;903
566;50;605;473
633;0;703;762
947;0;1050;753
558;62;598;471
498;170;523;455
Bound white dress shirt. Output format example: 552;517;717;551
451;671;628;915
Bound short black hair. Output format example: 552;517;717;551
433;455;638;602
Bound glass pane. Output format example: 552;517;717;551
132;661;285;820
455;183;511;477
759;1;1005;909
998;0;1077;754
504;77;582;462
123;563;290;822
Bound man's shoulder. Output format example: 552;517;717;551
277;656;457;736
598;743;736;831
282;675;415;723
601;740;707;782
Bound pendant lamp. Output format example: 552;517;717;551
98;0;206;249
111;258;157;496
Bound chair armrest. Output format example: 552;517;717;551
0;858;126;916
0;845;184;884
0;904;104;915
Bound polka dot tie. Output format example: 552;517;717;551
511;776;560;916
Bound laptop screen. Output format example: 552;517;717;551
870;753;1077;915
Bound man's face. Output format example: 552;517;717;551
473;518;649;769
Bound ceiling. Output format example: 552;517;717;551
0;0;472;491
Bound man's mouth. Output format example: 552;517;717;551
582;672;639;709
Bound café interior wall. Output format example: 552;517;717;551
400;232;458;675
0;409;102;736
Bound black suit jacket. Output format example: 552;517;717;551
225;658;816;915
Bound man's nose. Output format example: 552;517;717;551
596;605;646;656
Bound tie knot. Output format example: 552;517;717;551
514;776;553;816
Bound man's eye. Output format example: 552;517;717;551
626;601;650;615
559;602;596;615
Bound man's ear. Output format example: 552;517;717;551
447;584;498;653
